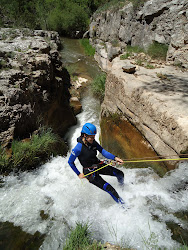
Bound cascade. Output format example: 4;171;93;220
0;38;187;250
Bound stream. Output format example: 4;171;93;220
0;38;188;250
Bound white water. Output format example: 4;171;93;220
0;93;188;249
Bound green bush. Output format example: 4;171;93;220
0;146;9;169
11;127;63;169
80;39;95;56
91;73;106;101
147;41;168;60
0;127;67;173
63;222;103;250
63;222;91;250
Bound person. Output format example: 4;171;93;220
68;122;125;206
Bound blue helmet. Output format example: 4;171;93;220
81;123;97;135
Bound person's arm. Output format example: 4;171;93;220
68;143;82;176
95;141;124;164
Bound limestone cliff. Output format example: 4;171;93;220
90;0;188;70
0;28;76;147
90;0;188;159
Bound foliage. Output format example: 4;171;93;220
80;39;95;56
147;41;168;60
90;73;106;101
0;0;110;35
0;127;67;173
0;146;9;169
11;127;62;168
95;0;126;13
63;222;103;250
63;222;91;250
120;52;131;60
126;45;144;54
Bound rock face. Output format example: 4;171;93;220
90;0;188;70
0;28;76;147
101;57;188;158
89;0;188;160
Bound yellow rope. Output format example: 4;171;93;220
123;157;188;163
83;162;113;177
83;157;188;178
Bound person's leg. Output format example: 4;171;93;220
98;164;124;186
84;170;124;204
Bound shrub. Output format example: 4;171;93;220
91;73;106;101
0;146;9;169
63;222;103;250
147;41;168;60
0;127;67;173
11;127;64;169
80;39;95;56
63;222;92;250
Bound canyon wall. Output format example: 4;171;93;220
0;28;76;147
90;0;188;159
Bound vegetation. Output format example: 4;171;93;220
90;73;106;102
0;0;149;35
79;39;95;56
120;42;168;68
120;45;145;60
63;222;103;250
95;0;147;13
0;127;67;174
63;221;188;250
0;0;109;36
147;41;168;60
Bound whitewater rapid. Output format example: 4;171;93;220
0;94;187;250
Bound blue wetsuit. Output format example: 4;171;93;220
68;136;124;204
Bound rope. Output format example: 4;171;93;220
122;154;188;161
122;158;188;163
83;157;188;178
83;161;113;177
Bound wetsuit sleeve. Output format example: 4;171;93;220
95;141;116;160
68;143;82;175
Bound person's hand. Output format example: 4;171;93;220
78;173;85;179
115;157;124;164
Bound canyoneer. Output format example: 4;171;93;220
68;123;126;206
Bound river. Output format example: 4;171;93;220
0;38;188;250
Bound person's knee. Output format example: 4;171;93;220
113;170;124;184
103;183;118;197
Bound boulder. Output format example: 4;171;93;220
122;64;136;73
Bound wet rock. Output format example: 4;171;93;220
70;96;82;115
0;221;45;249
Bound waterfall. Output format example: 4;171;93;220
0;91;187;249
0;37;187;249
